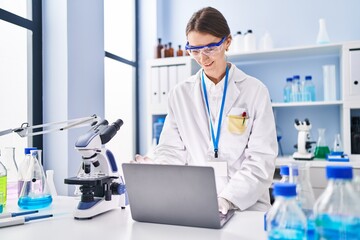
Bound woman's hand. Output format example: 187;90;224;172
132;154;154;163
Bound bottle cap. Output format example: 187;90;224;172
236;31;242;35
305;76;312;80
280;165;289;176
326;165;353;179
293;75;300;80
24;147;37;154
286;77;293;82
273;183;297;197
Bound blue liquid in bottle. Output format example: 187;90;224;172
268;228;305;240
18;194;52;209
316;214;360;239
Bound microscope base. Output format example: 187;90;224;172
74;195;126;220
292;152;314;161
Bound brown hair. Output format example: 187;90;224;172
186;7;230;38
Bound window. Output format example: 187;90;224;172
0;0;42;159
103;0;138;162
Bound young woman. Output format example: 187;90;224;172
136;7;278;214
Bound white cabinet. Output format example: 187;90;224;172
146;41;360;161
146;57;200;147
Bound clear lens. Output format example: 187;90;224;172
189;44;223;58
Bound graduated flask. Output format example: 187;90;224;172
18;149;52;209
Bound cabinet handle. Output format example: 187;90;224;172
354;80;359;85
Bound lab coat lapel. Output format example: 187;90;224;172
193;76;208;125
224;73;241;116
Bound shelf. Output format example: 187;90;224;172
272;100;343;108
227;42;343;65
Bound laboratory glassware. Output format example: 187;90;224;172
2;147;18;200
332;133;343;153
314;128;330;159
0;157;7;207
266;183;307;240
18;149;52;209
289;163;317;239
176;45;183;57
313;166;360;239
18;147;37;197
316;18;330;44
283;77;292;103
155;38;163;59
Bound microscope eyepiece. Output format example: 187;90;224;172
100;119;124;144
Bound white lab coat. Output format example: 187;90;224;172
153;63;278;211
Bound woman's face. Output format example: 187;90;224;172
187;31;231;80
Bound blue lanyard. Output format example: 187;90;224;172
201;66;229;158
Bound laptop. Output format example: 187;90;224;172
122;163;235;229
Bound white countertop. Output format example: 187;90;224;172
1;196;267;240
276;156;360;168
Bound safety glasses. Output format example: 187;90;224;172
185;36;226;58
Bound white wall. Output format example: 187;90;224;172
42;0;104;195
137;0;360;154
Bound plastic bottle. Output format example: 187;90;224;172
176;45;184;57
303;76;316;102
283;77;293;103
316;18;330;44
259;31;273;51
155;38;163;58
266;183;307;240
153;117;165;145
279;165;290;182
289;163;317;240
291;75;301;102
232;31;244;54
0;156;7;207
244;29;256;52
314;165;360;239
18;147;37;197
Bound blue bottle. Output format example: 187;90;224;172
303;75;316;102
153;117;165;145
314;165;360;239
283;77;292;103
266;183;307;240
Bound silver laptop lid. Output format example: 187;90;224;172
122;163;227;229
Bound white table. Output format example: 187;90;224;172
1;196;267;240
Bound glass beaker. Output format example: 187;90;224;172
18;149;52;209
2;147;18;200
314;128;330;159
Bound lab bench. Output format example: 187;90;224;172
1;196;267;240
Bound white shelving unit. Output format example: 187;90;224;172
146;41;360;161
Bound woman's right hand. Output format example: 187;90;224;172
132;154;154;163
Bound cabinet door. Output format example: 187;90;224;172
177;64;188;83
151;67;160;105
159;66;168;105
168;65;177;91
350;49;360;97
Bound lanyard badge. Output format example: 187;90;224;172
201;66;229;158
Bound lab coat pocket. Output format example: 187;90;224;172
227;115;247;134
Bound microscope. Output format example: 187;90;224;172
0;115;127;219
293;118;316;160
64;119;128;219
